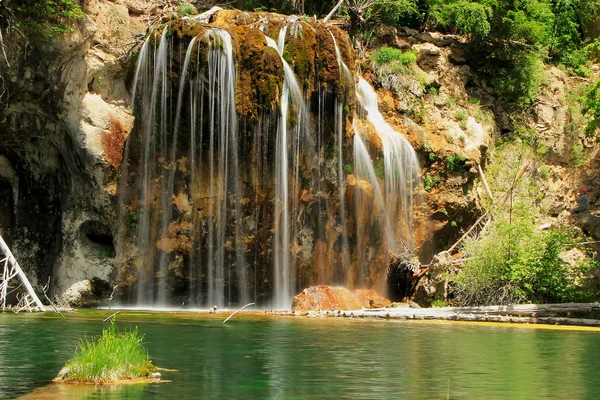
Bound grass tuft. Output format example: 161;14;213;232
57;320;156;384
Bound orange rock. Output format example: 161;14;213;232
354;289;392;308
291;285;391;312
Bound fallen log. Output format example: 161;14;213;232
325;303;600;326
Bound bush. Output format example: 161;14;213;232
371;47;416;66
5;0;85;37
430;0;491;39
446;154;466;171
57;320;156;384
423;173;441;191
177;1;198;17
452;214;600;306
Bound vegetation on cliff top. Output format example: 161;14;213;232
1;0;84;37
244;0;600;109
56;320;156;384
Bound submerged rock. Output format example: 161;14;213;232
291;285;391;312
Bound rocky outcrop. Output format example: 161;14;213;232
413;251;452;306
291;285;391;312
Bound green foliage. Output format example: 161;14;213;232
582;80;600;136
5;0;85;37
570;144;588;166
60;320;156;383
430;0;491;39
452;215;600;305
446;154;466;172
486;52;546;105
455;110;466;121
177;2;198;17
98;246;112;262
325;140;336;160
431;299;445;307
538;165;550;180
344;164;352;174
423;173;441;191
427;86;438;96
371;47;417;66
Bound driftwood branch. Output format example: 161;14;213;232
477;163;494;202
102;311;120;324
42;277;64;319
323;0;345;23
106;284;118;315
222;303;255;324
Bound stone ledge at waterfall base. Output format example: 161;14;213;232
291;286;392;313
292;303;600;328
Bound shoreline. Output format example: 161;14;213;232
4;303;600;331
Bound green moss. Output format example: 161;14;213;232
168;19;205;39
282;24;316;92
233;26;284;120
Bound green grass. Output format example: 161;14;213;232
58;320;156;384
371;47;417;66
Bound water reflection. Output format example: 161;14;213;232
1;313;599;399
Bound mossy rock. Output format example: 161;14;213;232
282;23;316;94
232;26;284;120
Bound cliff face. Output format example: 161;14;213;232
0;2;597;308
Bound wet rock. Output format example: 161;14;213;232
291;285;391;312
61;280;92;307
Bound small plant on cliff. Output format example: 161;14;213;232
344;164;352;174
177;1;198;17
423;173;440;191
371;47;417;67
445;154;466;172
56;319;156;384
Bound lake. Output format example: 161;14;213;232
1;311;599;399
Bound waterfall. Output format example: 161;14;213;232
355;78;420;253
201;29;245;307
127;26;170;305
265;24;305;309
119;18;420;309
329;31;352;282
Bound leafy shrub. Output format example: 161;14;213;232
423;173;441;191
430;0;491;39
446;154;466;171
344;164;352;174
582;79;600;136
452;215;599;306
5;0;85;37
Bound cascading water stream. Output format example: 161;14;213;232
354;77;420;253
156;36;197;306
329;31;352;280
131;26;170;304
202;29;246;307
265;25;304;309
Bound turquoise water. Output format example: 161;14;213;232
1;312;600;399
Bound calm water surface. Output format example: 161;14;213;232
1;311;599;399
